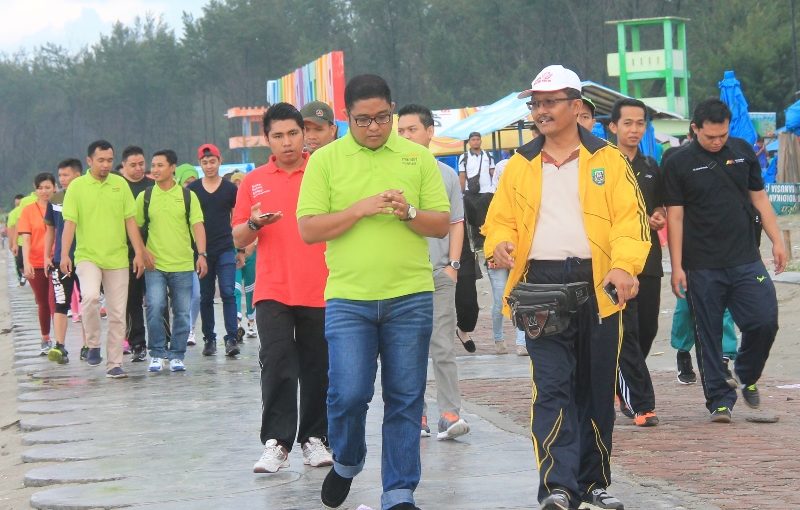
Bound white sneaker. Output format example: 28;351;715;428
148;357;163;372
302;437;333;467
187;330;196;346
253;439;289;473
516;345;528;356
495;341;508;355
246;319;257;338
169;359;186;372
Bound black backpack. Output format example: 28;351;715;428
141;186;196;253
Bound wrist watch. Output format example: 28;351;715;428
236;248;246;253
401;204;417;222
449;260;461;270
198;252;208;258
247;218;261;231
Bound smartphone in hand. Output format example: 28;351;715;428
603;282;619;305
258;212;278;219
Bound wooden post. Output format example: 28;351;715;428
783;229;793;261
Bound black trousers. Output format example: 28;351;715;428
126;266;147;349
617;275;660;414
15;249;24;279
686;260;778;413
524;259;620;504
256;300;328;450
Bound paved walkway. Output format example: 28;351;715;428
7;262;719;510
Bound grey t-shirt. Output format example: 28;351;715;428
428;161;465;271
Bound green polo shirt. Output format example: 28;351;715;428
135;182;203;272
8;192;37;245
297;131;450;301
62;173;136;269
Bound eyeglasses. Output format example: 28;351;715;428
526;98;574;110
351;113;393;127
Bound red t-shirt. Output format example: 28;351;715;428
232;154;328;308
17;202;48;269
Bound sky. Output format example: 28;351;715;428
0;0;209;54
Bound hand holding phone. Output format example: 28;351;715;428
258;212;278;219
603;282;619;306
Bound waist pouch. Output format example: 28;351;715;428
506;282;590;340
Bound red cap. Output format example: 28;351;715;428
197;143;221;160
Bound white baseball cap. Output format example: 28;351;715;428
518;65;582;98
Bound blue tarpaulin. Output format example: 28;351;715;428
638;121;663;163
718;70;758;144
438;92;529;140
786;100;800;135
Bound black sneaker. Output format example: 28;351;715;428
540;488;571;510
581;488;624;509
676;350;696;384
321;467;352;509
79;346;89;361
225;339;240;357
202;340;217;356
711;406;732;423
131;345;147;362
741;384;760;409
722;357;736;389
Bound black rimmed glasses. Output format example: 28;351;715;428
526;98;574;110
351;112;393;127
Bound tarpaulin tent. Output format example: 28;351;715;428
718;70;758;145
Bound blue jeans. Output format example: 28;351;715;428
145;270;193;360
487;267;525;345
190;272;200;329
199;250;238;342
326;292;433;510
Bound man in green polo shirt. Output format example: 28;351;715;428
297;74;450;510
136;149;207;373
61;140;148;378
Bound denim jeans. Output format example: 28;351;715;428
487;266;525;346
190;272;200;330
199;250;238;342
326;292;433;510
145;270;193;360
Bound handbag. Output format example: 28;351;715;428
505;282;590;340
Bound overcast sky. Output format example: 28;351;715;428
0;0;209;54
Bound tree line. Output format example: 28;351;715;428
0;0;795;206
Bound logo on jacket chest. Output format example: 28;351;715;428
591;168;605;185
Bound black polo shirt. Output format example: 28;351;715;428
662;137;763;270
630;151;663;277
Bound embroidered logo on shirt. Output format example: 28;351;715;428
756;275;767;283
691;166;709;172
591;168;605;185
726;158;746;165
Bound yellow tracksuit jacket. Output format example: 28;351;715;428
483;127;651;319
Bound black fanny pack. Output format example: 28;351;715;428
506;282;590;340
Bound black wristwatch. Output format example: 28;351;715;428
236;248;246;253
198;252;208;258
448;260;461;270
247;218;261;231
